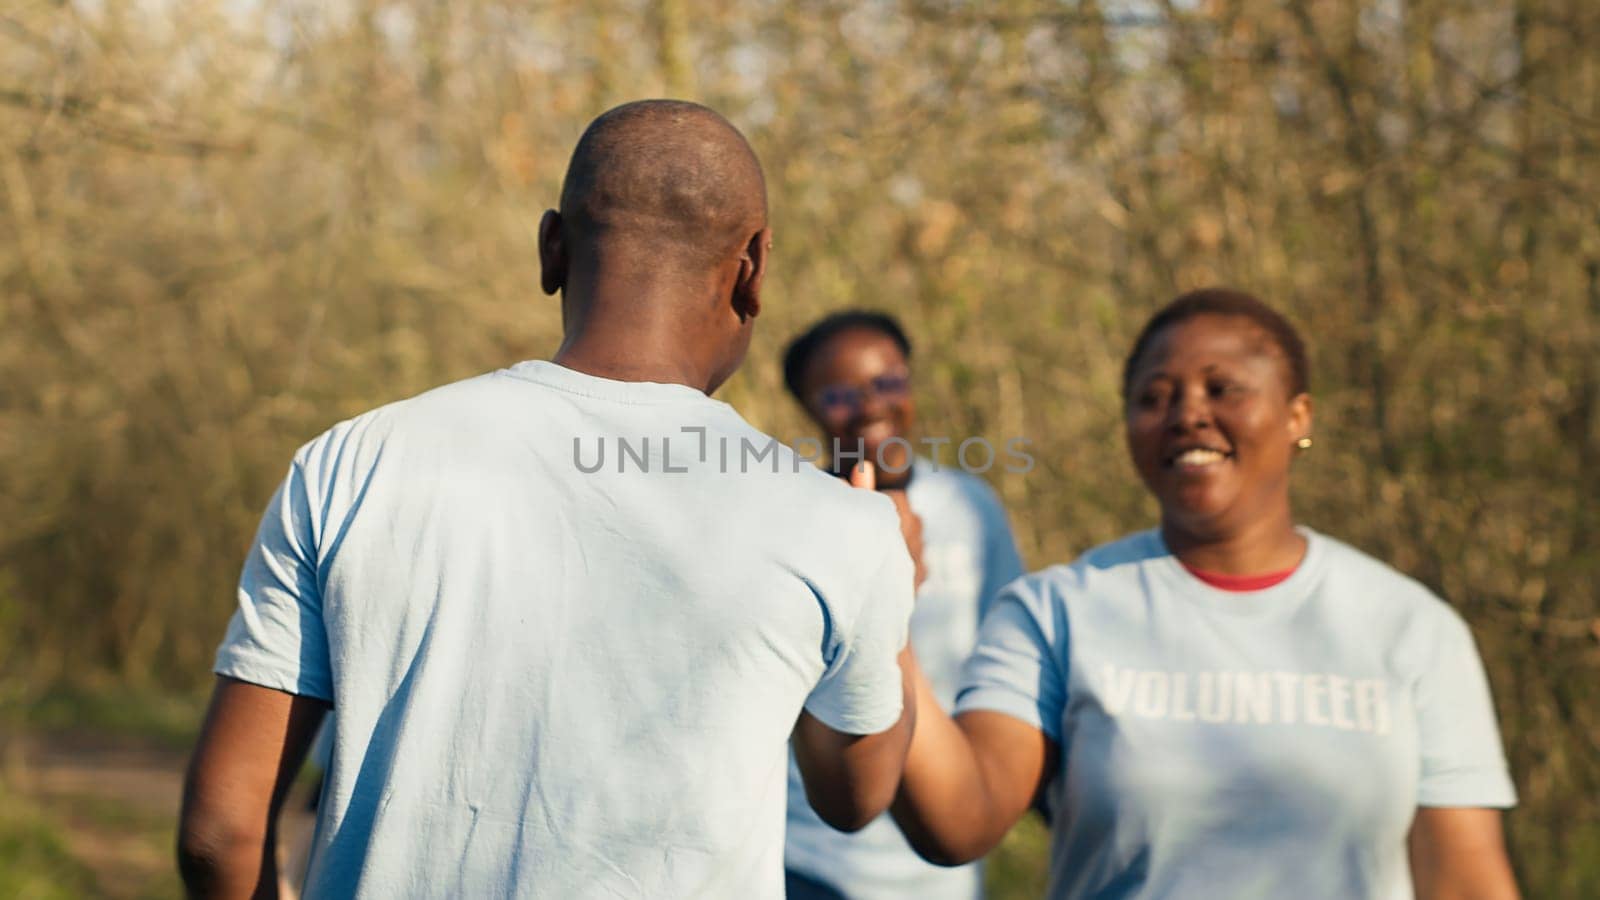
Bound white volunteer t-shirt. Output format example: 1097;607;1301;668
214;360;915;898
957;528;1517;900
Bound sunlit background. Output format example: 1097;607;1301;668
1;0;1595;896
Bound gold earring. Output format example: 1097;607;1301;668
1295;437;1313;450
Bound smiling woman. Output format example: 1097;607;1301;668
1121;288;1312;576
886;288;1524;900
782;310;918;488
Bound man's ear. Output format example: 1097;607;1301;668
732;226;772;322
538;209;567;296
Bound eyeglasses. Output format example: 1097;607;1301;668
812;372;911;422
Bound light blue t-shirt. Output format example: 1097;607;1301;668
213;360;916;899
784;460;1024;899
956;528;1516;900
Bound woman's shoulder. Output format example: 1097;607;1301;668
1311;530;1445;602
1075;529;1170;574
1306;529;1474;636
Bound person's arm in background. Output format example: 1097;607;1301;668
792;462;921;831
883;487;928;589
178;680;328;898
1409;808;1518;899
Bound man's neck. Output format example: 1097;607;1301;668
553;335;709;392
554;270;723;392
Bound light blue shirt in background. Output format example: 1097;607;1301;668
785;459;1025;899
957;528;1517;899
214;361;916;899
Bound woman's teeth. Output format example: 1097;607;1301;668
1174;448;1227;468
858;421;895;441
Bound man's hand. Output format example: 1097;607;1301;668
849;462;927;589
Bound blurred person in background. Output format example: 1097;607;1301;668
176;100;923;899
887;288;1520;899
781;311;1025;900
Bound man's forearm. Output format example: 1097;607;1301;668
177;823;277;900
792;644;921;832
846;646;921;825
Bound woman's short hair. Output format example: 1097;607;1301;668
782;310;913;400
1122;288;1310;400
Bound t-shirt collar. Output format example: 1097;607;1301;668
1149;526;1326;617
502;360;723;406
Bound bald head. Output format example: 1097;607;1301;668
558;100;767;270
540;101;772;393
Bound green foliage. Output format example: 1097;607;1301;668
1;0;1596;895
0;683;206;752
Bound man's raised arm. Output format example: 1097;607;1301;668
791;461;922;832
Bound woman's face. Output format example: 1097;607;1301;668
1124;314;1311;540
800;327;917;488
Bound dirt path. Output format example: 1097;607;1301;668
4;732;317;899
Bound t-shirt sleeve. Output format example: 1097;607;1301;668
954;575;1066;742
212;454;334;701
1414;608;1516;808
802;524;916;736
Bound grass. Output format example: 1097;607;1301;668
0;784;99;900
0;750;185;900
0;681;198;899
986;813;1052;897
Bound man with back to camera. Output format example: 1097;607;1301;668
177;99;921;899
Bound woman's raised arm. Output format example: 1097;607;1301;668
889;652;1057;865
